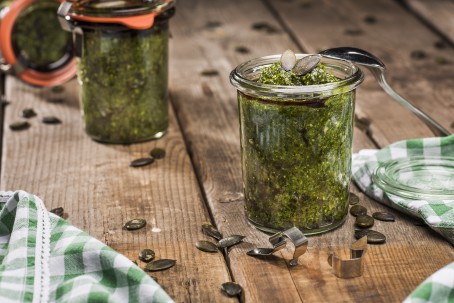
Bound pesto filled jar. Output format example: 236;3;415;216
0;0;76;86
230;53;364;235
58;0;175;143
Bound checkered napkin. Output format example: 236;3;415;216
0;190;173;303
352;135;454;303
352;135;454;244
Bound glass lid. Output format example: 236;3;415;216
372;156;454;200
68;0;174;17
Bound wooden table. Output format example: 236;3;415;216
2;0;454;302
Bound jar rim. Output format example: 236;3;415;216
230;54;364;100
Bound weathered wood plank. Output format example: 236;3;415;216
169;0;454;302
0;77;234;302
268;0;454;146
402;0;454;44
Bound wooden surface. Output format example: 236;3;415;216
2;0;454;302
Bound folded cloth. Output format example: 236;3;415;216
403;262;454;303
352;135;454;245
0;190;173;303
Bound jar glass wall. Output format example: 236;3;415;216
230;55;364;235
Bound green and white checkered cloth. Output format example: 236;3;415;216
352;135;454;303
0;190;173;303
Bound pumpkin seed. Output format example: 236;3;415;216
280;49;296;71
202;223;222;240
372;212;395;222
221;282;242;297
51;86;65;93
139;249;156;262
123;219;147;230
22;108;37;118
145;259;176;272
130;157;154;167
42;116;62;124
50;207;64;217
355;214;374;228
349;192;360;205
355;229;386;244
411;50;427;60
350;205;367;217
363;15;377;24
196;240;218;253
217;235;245;249
251;22;278;34
292;55;320;76
344;28;363;36
247;247;274;257
235;46;250;54
150;148;166;159
9;121;30;131
201;69;219;77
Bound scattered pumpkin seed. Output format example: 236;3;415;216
205;21;222;28
50;207;64;217
411;50;427;60
202;223;222;240
355;215;374;228
42;116;62;124
280;49;296;71
344;28;363;36
22;108;37;118
221;282;242;297
246;247;275;257
372;212;395;222
130;157;154;167
51;86;65;93
145;259;176;272
150;148;166;159
292;55;320;76
196;240;218;253
217;235;246;249
123;219;147;230
251;21;279;34
363;15;377;24
235;46;250;54
139;249;156;262
201;69;219;77
9;121;30;131
434;40;446;49
355;229;386;244
349;192;360;205
350;205;367;217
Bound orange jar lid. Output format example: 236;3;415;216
0;0;76;86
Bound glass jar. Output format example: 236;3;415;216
230;54;364;235
58;0;175;144
0;0;76;86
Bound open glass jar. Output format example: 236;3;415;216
58;0;175;144
0;0;76;86
230;54;364;235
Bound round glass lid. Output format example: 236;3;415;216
372;156;454;200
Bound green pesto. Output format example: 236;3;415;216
77;20;169;143
239;64;354;234
12;1;71;68
259;62;338;86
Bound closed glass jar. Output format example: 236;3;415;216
59;0;175;143
230;55;364;235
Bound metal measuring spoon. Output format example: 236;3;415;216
319;47;450;137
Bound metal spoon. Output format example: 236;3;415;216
319;47;450;137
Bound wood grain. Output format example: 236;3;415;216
402;0;454;44
0;77;234;302
169;0;454;302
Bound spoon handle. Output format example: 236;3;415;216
372;69;450;137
